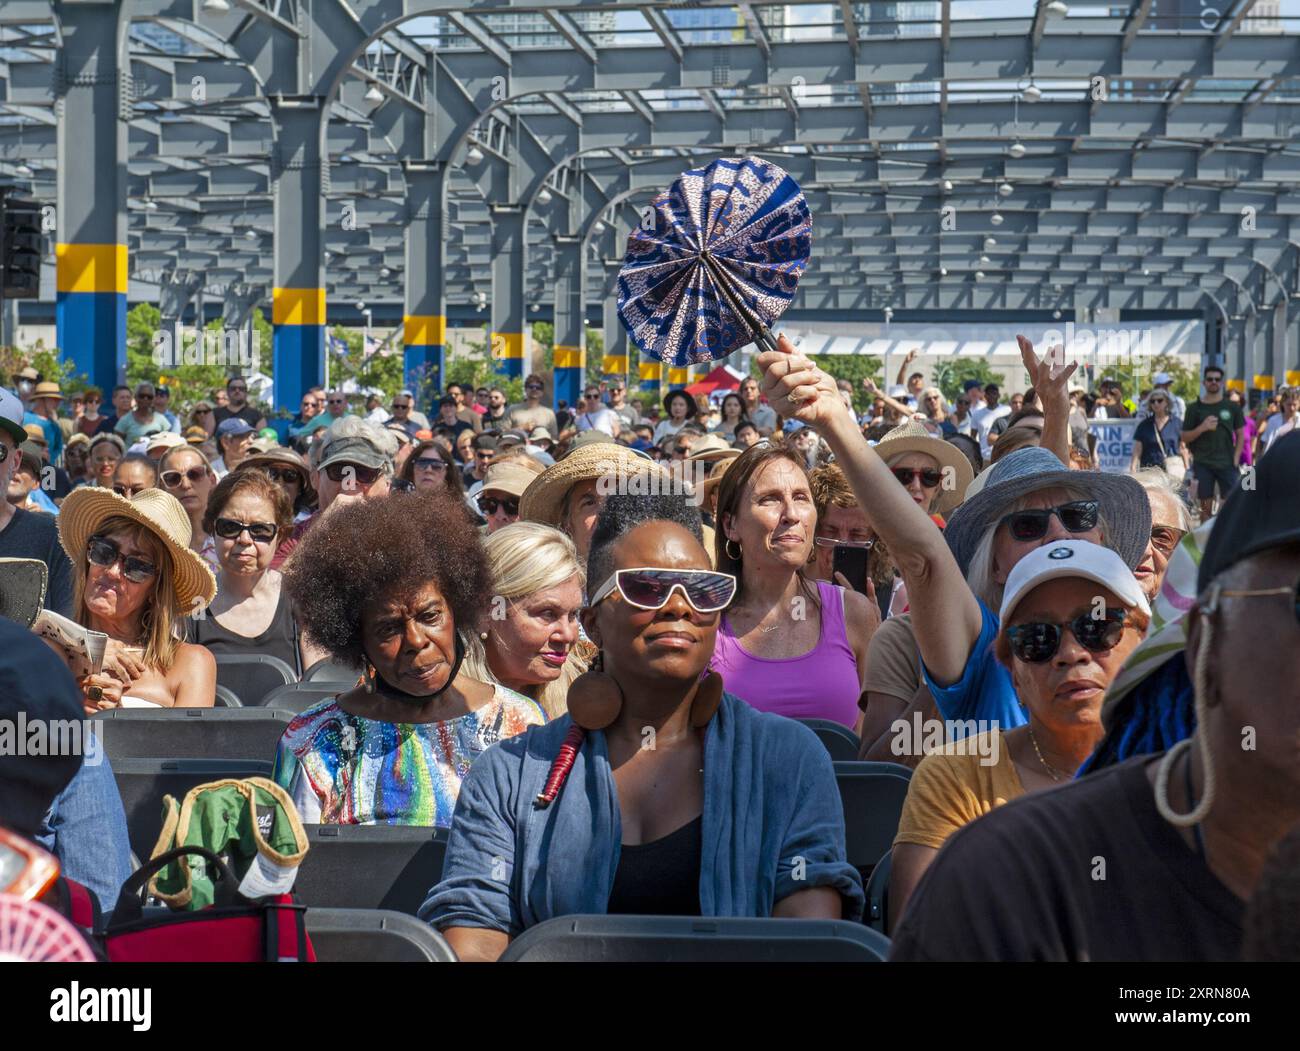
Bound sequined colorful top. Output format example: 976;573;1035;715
272;686;546;827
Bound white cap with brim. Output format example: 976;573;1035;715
999;539;1151;625
0;388;27;444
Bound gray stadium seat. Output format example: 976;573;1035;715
832;760;913;874
797;718;862;762
293;825;448;915
112;757;274;860
304;908;457;962
303;658;362;683
214;684;243;708
213;653;298;707
865;846;893;935
499;915;890;962
259;682;340;713
92;707;292;763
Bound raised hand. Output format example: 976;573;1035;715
757;335;846;432
1017;333;1076;403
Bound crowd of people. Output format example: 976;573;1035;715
2;340;1297;963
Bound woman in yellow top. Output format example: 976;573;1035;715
888;540;1150;929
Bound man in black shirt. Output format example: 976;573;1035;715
0;391;73;615
95;385;134;436
891;433;1300;962
213;375;266;430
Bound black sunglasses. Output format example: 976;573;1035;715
892;466;943;489
324;462;383;486
478;495;519;517
414;457;447;471
214;517;278;543
1001;500;1099;542
264;467;302;486
1005;608;1128;663
87;535;157;583
160;467;207;488
112;483;150;498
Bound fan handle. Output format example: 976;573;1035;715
699;251;781;356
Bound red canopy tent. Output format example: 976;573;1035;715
684;366;743;397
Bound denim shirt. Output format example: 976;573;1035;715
421;692;864;934
37;755;133;913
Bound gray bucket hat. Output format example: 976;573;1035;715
943;446;1151;574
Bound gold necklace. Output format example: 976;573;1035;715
1028;726;1066;782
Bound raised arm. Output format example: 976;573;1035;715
862;377;915;422
1016;335;1074;467
759;338;983;685
894;348;917;387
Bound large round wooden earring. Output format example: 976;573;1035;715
689;671;724;728
566;650;624;730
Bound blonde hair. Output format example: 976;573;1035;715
460;521;591;718
965;484;1110;611
74;516;184;671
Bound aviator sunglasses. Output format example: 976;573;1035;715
588;568;737;615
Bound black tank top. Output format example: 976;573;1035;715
606;815;703;916
188;585;301;677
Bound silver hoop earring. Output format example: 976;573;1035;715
725;538;742;561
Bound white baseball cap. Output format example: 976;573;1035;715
0;387;27;444
1152;372;1171;386
999;539;1151;624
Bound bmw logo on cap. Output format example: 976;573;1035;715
1048;546;1074;560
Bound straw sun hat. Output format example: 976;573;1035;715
873;418;974;517
57;487;217;611
519;442;669;527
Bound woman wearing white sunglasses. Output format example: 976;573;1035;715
422;493;863;961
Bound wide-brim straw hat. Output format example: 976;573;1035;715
873;418;974;516
0;558;47;627
686;433;737;463
520;442;669;527
32;381;63;401
58;487;217;611
699;453;739;499
942;446;1151;576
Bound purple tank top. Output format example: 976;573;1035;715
710;579;861;728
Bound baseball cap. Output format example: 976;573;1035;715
527;426;553;445
783;419;807;434
216;417;255;438
0;388;28;444
962;379;983;393
146;432;188;454
472;433;499;452
1152;372;1172;386
479;462;536;500
999;539;1151;625
317;415;399;472
497;429;528;449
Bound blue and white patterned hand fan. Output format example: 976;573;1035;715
616;156;811;366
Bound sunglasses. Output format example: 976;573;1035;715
392;403;411;410
228;386;247;393
324;462;383;486
265;467;302;486
161;467;207;488
1005;608;1129;663
112;483;150;498
589;568;738;615
1204;377;1222;385
414;457;447;472
213;517;278;543
891;467;943;489
478;495;519;517
672;445;691;455
526;384;544;392
1149;524;1187;558
1001;500;1100;542
196;408;213;415
87;535;157;583
135;394;154;401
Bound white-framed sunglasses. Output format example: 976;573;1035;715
588;567;737;614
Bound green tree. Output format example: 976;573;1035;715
0;340;80;391
444;326;524;403
1087;353;1200;408
125;303;231;407
932;358;1005;403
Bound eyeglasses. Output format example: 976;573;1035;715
813;537;874;549
265;467;301;486
324;462;383;486
1000;500;1100;542
228;385;247;393
1005;608;1129;663
478;495;519;517
160;467;207;488
414;457;447;472
1204;377;1223;385
135;393;154;401
1209;578;1300;626
672;445;691;456
891;466;943;489
112;483;150;498
589;568;738;614
1149;525;1187;559
213;517;278;543
526;384;544;392
87;535;157;583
